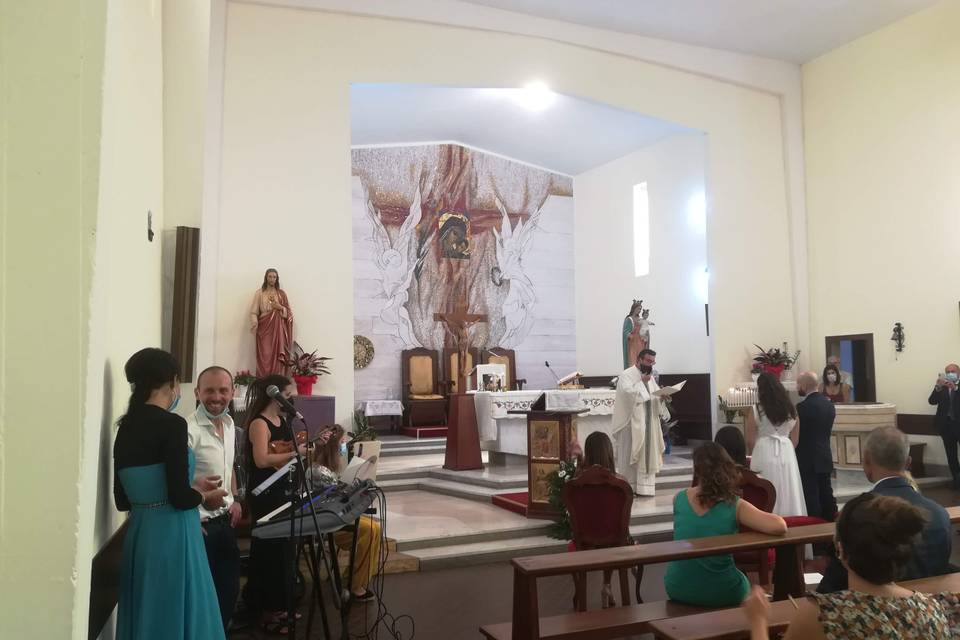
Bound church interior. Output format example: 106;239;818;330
4;1;960;639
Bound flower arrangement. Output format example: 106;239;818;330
351;409;378;442
234;369;256;386
750;362;764;376
717;395;739;424
279;342;332;378
752;344;800;378
545;458;580;540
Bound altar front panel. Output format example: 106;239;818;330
474;389;615;456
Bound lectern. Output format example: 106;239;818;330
510;394;588;519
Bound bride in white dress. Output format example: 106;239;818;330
746;373;807;517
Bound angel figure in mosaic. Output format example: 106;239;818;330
492;197;542;346
366;189;433;348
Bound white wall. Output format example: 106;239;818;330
203;2;798;422
248;0;811;363
803;0;960;466
575;134;709;376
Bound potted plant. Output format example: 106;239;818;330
718;395;739;424
351;409;378;443
234;369;256;405
752;345;800;380
279;342;332;396
545;458;580;540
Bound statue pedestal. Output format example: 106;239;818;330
444;393;483;471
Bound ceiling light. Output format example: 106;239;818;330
515;81;556;111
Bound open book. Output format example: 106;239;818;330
557;371;584;385
652;380;686;398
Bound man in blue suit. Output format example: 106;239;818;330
817;425;953;593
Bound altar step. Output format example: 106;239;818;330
399;426;448;439
389;475;954;572
378;435;447;457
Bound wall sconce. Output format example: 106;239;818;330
891;322;905;353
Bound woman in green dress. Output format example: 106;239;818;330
114;348;228;639
664;443;787;607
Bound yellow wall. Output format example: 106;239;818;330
207;4;798;418
804;0;960;436
0;0;107;635
1;0;165;636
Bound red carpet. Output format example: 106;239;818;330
491;491;529;517
399;425;448;439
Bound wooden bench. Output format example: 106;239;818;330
648;572;960;640
486;505;960;640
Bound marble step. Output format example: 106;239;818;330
379;443;447;457
379;436;447;450
378;473;696;503
407;520;678;571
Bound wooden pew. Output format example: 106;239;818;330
489;505;960;640
648;572;960;640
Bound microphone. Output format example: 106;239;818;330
266;384;305;420
544;361;561;386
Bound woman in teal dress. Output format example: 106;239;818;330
664;442;787;607
113;348;228;640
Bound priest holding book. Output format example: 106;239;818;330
612;348;672;496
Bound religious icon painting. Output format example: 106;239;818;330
830;434;839;464
530;420;560;459
438;212;471;259
530;462;558;505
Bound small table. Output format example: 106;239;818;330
360;400;404;432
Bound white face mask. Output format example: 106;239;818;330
826;374;838;384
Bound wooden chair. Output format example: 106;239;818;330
441;346;479;395
562;465;635;611
401;348;446;427
733;467;777;586
481;347;526;391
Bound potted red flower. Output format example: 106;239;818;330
752;344;800;380
279;342;332;396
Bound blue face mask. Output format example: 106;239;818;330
339;442;348;457
199;402;229;421
947;373;959;383
168;393;181;412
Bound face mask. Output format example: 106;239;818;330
947;373;959;383
199;402;229;421
638;364;653;375
826;374;837;384
168;392;180;412
339;442;348;457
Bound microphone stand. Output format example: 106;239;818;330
279;406;338;640
544;360;561;389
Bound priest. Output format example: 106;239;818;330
612;348;669;496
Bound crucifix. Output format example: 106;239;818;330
434;299;488;394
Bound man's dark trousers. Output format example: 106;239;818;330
203;514;241;629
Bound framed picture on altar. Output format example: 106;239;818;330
475;363;507;392
530;420;560;459
844;435;862;465
530;461;558;504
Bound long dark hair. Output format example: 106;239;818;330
714;426;747;467
118;348;180;429
822;364;842;388
244;374;293;472
583;432;616;473
261;268;281;291
312;424;346;472
692;442;740;508
836;493;927;584
756;372;796;425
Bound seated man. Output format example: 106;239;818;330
817;425;953;593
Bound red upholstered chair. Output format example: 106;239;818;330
562;465;635;611
733;467;777;586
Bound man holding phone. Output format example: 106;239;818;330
929;363;960;489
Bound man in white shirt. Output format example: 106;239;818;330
187;366;242;630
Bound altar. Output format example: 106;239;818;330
474;389;616;457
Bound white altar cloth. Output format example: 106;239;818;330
474;389;616;456
360;400;404;417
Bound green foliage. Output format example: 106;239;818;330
280;341;332;377
545;458;580;540
351;409;378;442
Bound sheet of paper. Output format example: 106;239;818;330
652;380;686;397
